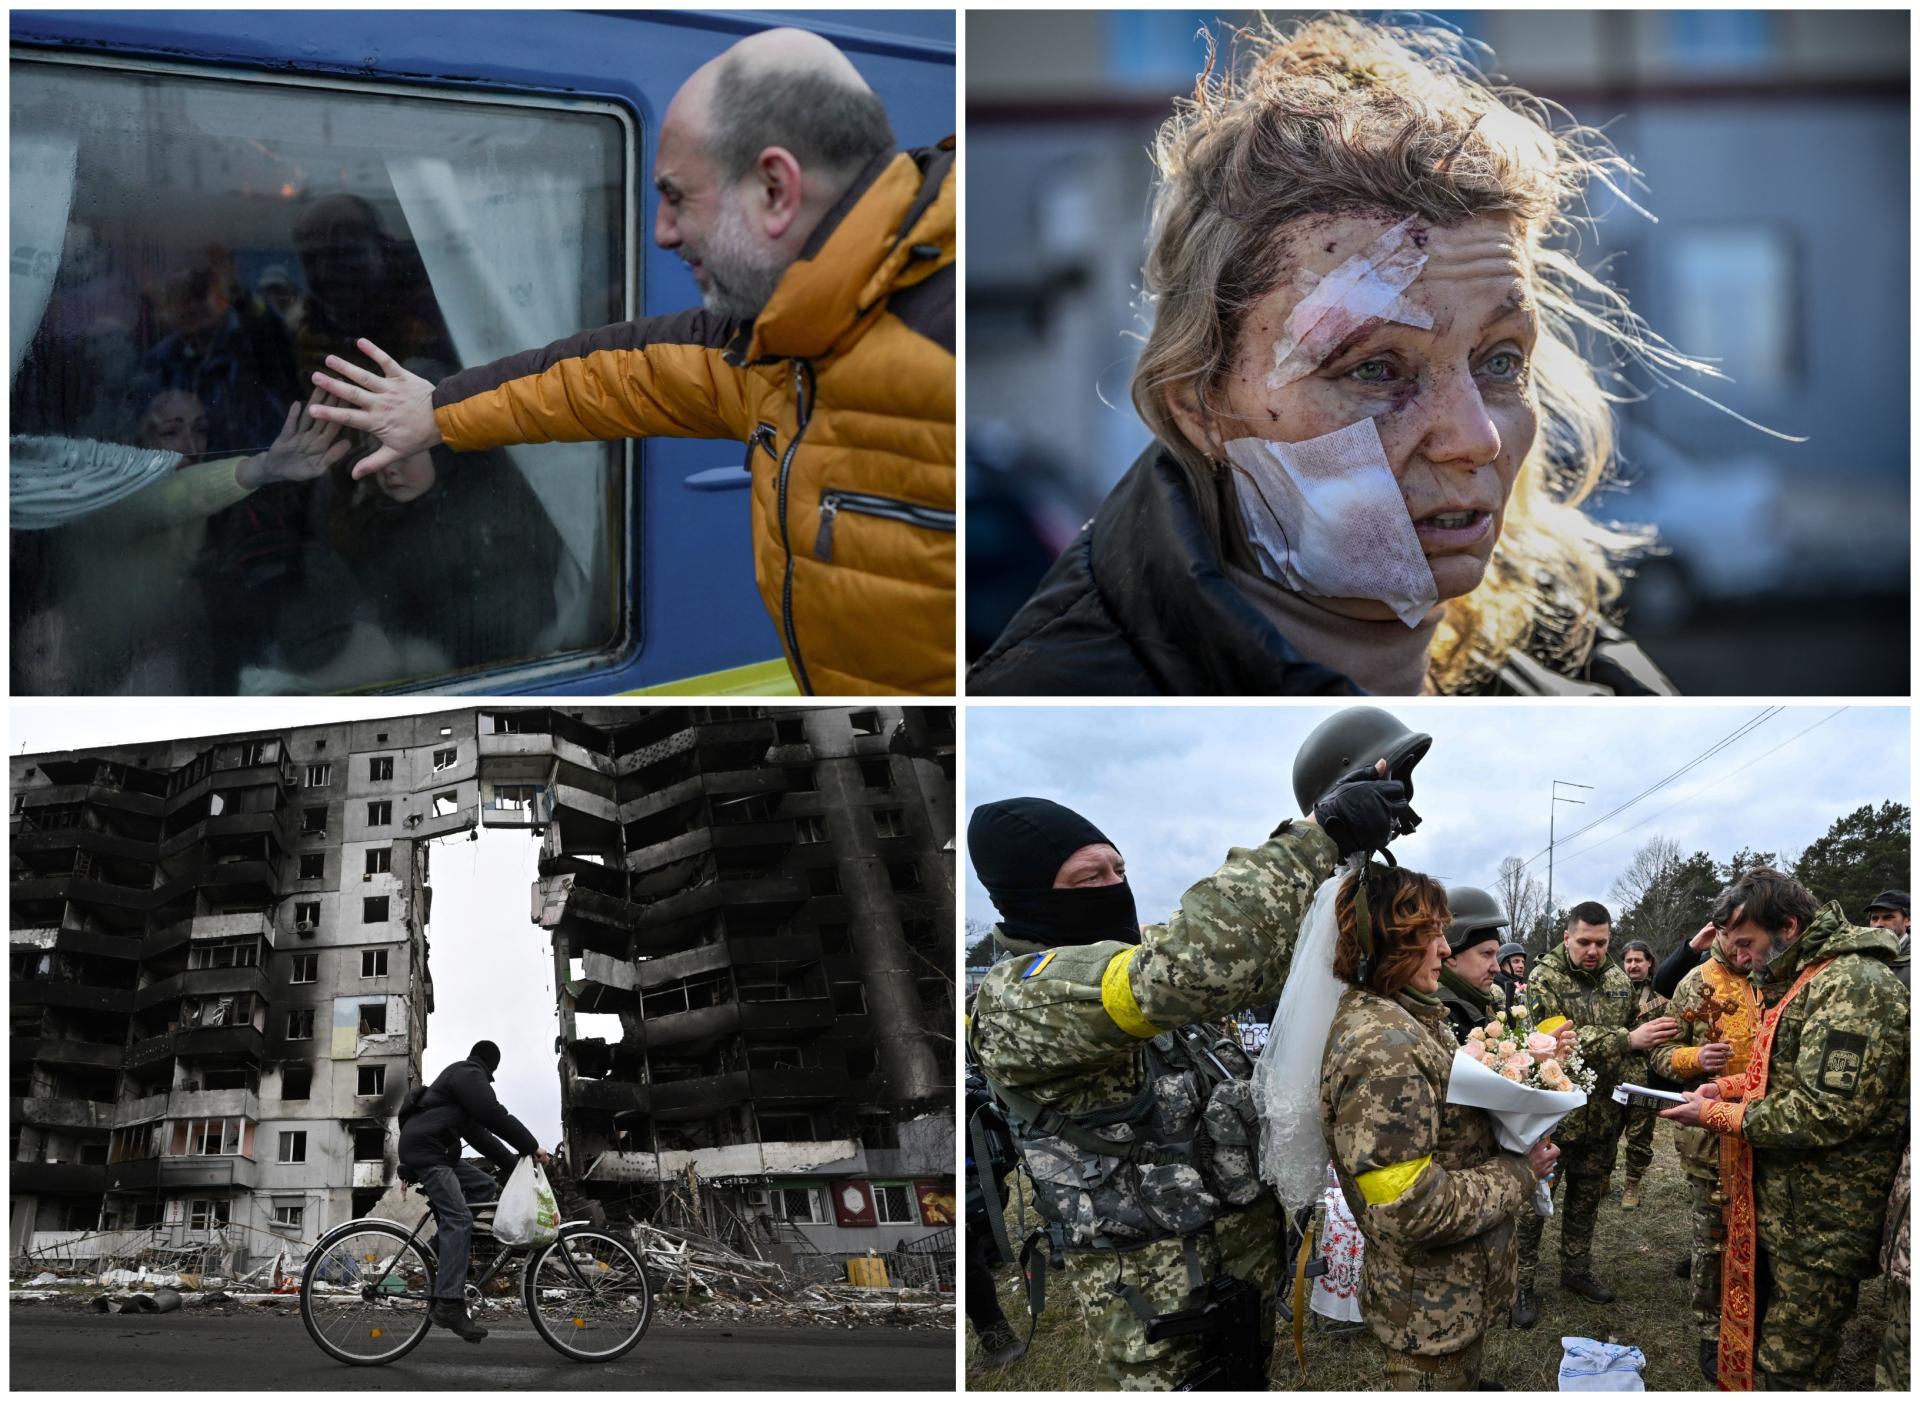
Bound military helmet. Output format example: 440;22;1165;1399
1445;885;1510;953
1292;706;1433;815
1496;941;1526;963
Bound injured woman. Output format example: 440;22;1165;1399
969;14;1788;697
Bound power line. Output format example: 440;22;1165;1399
1550;707;1850;869
1509;708;1783;875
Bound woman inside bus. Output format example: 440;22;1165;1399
968;15;1706;697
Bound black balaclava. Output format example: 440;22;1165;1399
969;797;1139;949
470;1040;502;1078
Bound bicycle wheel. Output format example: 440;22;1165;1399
523;1228;653;1362
300;1220;435;1366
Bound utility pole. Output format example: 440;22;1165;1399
1546;780;1593;947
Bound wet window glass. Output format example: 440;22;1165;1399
10;59;628;693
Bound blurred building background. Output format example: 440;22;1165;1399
967;10;1909;692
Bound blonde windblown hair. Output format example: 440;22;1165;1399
1131;14;1737;693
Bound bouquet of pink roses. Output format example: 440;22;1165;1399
1445;1005;1593;1216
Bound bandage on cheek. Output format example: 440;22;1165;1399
1223;416;1439;628
1266;217;1434;390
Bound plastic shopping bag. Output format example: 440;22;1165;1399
1558;1336;1646;1391
493;1157;560;1248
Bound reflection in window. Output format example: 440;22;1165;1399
10;59;627;693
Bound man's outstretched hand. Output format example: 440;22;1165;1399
309;337;444;478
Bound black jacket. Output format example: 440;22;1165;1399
967;442;1678;697
397;1056;540;1174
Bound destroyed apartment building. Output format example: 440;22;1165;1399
498;705;956;1259
11;704;956;1269
9;712;477;1265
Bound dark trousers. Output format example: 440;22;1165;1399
418;1160;500;1303
964;1224;1011;1339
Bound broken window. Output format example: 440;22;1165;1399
873;808;908;838
785;767;817;793
361;949;388;978
294;900;320;930
357;1064;385;1095
796;815;827;844
491;713;531;734
299;854;324;880
272;1202;304;1230
847;1047;878;1080
874;1182;917;1225
860;759;893;790
492;784;538;812
287;1009;314;1041
747;1045;809;1071
305;763;331;787
281;1065;312;1100
858;1112;900;1149
358;1002;388;1035
848;710;882;737
432;747;458;772
369;757;394;782
432;791;459;817
832;981;867;1015
180;1118;242;1156
189;937;259;970
188;1199;232;1232
776;1186;824;1223
302;807;326;834
353;1126;384;1160
367;800;392;826
807;866;840;896
365;847;391;876
887;861;924;893
774;718;805;745
8;63;627;697
278;1130;306;1163
363;896;389;923
758;1113;816;1141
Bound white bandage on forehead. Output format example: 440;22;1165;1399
1223;417;1438;628
1266;217;1434;390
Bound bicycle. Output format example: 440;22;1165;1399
299;1176;652;1366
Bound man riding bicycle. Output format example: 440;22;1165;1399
398;1039;550;1342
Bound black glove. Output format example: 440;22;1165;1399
1312;777;1417;858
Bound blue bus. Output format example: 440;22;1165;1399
9;9;955;696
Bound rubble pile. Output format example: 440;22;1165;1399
630;1221;953;1330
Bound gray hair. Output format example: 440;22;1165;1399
705;60;894;184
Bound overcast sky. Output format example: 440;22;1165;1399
964;704;1909;938
12;699;564;1145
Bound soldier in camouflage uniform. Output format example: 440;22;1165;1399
1617;940;1668;1206
1511;902;1679;1326
1322;866;1551;1389
1877;1143;1909;1391
1438;886;1512;1044
966;709;1423;1389
1647;920;1770;1381
1663;870;1910;1390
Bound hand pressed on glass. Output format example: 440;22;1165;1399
308;337;443;478
235;387;353;489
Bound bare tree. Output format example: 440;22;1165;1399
1610;835;1685;917
1494;857;1548;947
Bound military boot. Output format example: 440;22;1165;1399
1561;1267;1617;1304
1510;1286;1541;1329
1620;1174;1641;1208
976;1319;1028;1369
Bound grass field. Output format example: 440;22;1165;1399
966;1119;1890;1390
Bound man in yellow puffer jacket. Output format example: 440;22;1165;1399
309;27;955;695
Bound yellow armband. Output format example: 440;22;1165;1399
1356;1155;1432;1205
1099;947;1165;1040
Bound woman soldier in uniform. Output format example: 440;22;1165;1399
1318;864;1557;1388
969;13;1754;697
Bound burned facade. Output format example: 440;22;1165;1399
9;714;477;1262
10;703;956;1268
492;705;956;1254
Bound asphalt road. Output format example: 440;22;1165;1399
9;1307;956;1390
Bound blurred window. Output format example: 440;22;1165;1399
1663;12;1776;71
10;57;630;694
1663;225;1797;395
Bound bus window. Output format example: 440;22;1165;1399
9;58;629;694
